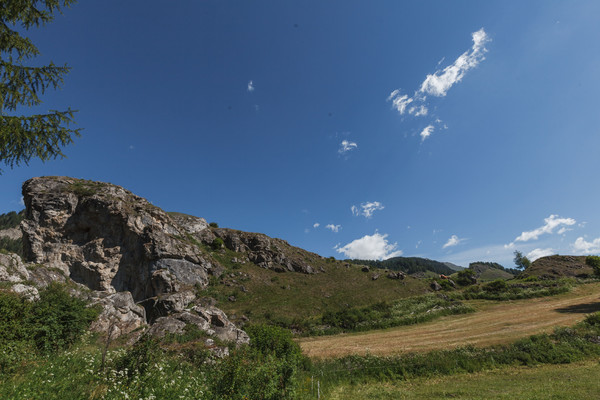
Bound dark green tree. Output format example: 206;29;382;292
513;250;531;270
0;0;79;172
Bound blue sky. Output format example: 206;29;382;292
2;1;600;267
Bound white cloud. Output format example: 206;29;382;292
19;196;24;206
420;125;435;141
339;140;358;154
351;201;384;218
419;28;490;97
443;235;465;249
336;232;403;260
409;105;428;116
388;28;490;128
247;80;255;92
571;237;600;254
313;223;320;228
510;215;576;245
527;248;555;261
387;90;413;114
326;224;341;233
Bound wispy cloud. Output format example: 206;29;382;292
526;248;555;261
338;140;358;154
419;28;490;97
387;28;490;138
420;125;435;141
571;237;600;254
351;201;384;218
326;224;341;233
335;232;403;260
506;215;576;247
313;223;320;228
443;234;465;249
247;80;255;92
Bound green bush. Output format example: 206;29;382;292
583;312;600;327
455;269;477;286
211;237;225;250
208;325;304;400
482;279;508;293
0;237;23;256
209;222;219;228
585;256;600;276
0;283;100;374
28;283;100;353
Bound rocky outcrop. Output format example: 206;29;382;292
198;228;319;274
0;252;29;283
90;292;147;338
386;271;406;280
0;227;22;240
21;177;218;302
148;305;249;345
16;176;249;346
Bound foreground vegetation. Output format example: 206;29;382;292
2;280;600;399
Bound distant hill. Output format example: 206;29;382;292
523;255;592;279
468;261;517;281
348;257;455;276
443;262;464;271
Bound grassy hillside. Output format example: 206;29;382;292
202;246;431;328
468;261;518;281
524;255;593;279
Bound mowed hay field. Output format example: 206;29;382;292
299;282;600;359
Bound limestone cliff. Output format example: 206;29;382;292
2;176;327;346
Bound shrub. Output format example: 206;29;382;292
455;269;477;286
209;222;219;228
28;283;101;353
585;256;600;276
209;325;304;400
482;279;508;293
0;237;23;256
583;312;600;327
211;237;225;250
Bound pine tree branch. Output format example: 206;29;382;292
0;61;69;111
0;22;39;61
0;109;80;170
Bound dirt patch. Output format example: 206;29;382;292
298;283;600;359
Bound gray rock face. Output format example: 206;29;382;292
90;292;147;338
0;227;22;240
21;177;215;301
17;176;250;347
0;252;29;283
198;228;318;274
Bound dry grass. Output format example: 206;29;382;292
299;282;600;359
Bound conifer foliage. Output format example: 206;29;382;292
0;0;79;172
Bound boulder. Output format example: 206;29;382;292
90;292;147;338
0;252;29;283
